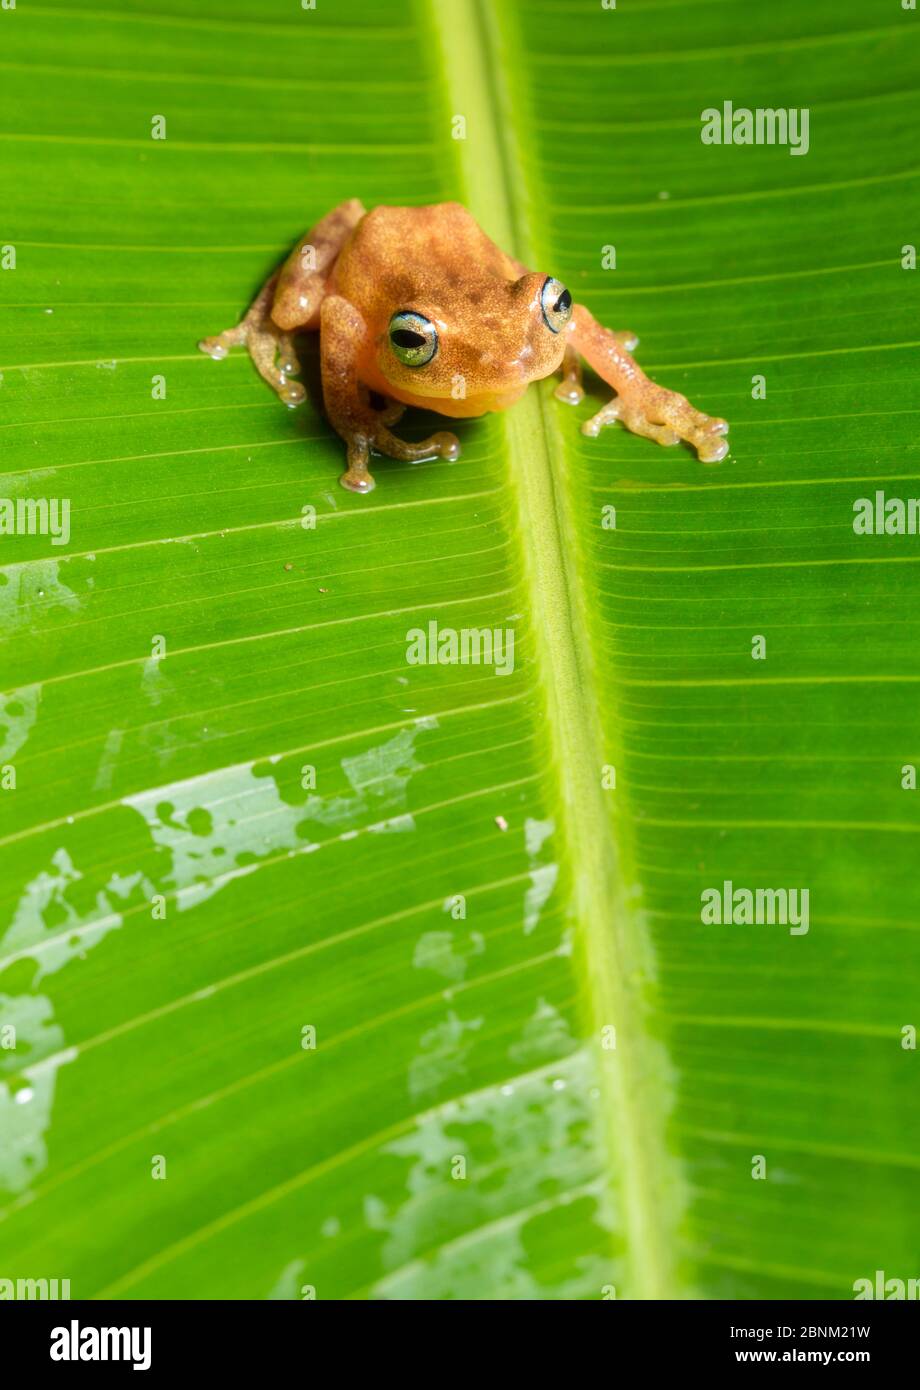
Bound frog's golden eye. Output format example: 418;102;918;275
541;277;573;333
388;310;438;368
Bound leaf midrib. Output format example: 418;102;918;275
427;0;685;1299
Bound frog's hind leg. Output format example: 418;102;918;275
271;199;366;331
198;199;367;409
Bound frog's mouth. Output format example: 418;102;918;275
384;380;529;418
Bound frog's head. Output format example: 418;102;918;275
376;272;572;415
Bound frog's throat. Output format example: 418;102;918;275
373;382;529;418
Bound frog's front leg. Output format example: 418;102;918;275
198;271;307;407
554;329;638;406
321;296;460;493
570;304;728;463
198;199;366;409
554;345;584;405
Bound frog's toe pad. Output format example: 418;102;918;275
689;415;730;463
198;336;229;361
581;400;620;437
554;380;585;406
280;380;306;408
340;469;376;494
698;430;730;464
433;432;461;461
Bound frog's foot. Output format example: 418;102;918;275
276;332;303;384
583;382;729;463
198;274;306;409
340;439;377;494
570;303;727;463
338;425;460;494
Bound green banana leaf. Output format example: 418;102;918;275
1;0;918;1300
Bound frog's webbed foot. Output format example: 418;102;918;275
198;274;306;409
571;305;728;463
582;383;729;462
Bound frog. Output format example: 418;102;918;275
199;200;728;494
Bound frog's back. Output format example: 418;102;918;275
335;202;516;310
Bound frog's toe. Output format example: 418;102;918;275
695;421;730;463
555;345;584;406
340;439;375;493
276;331;303;378
280;380;306;408
340;468;376;493
198;332;232;360
666;402;730;462
554;379;584;406
581;398;621;437
699;439;729;464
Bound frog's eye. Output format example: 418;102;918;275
541;277;573;333
388;310;438;368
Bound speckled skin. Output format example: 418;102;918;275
200;201;729;493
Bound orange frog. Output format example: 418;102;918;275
199;200;729;493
